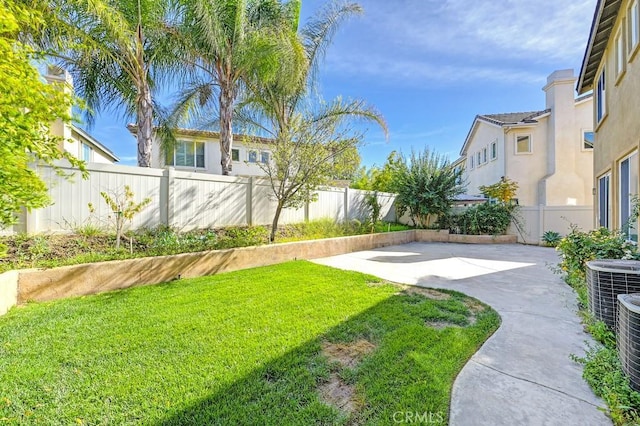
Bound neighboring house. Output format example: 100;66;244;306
578;0;640;241
128;126;271;177
458;69;594;208
44;65;119;164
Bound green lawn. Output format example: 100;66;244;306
0;261;499;425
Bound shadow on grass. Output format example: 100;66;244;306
155;290;500;425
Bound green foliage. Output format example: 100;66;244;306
0;261;498;424
363;191;382;232
556;226;639;296
393;148;465;228
99;186;151;250
442;203;514;236
542;230;562;247
350;151;402;192
0;0;85;227
479;177;519;203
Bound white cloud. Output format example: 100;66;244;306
320;0;597;84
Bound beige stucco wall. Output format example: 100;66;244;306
592;0;640;229
463;122;505;197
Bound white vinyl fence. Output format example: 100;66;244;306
14;162;399;234
509;205;594;244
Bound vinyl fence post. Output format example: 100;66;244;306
344;187;349;222
167;167;175;228
247;177;254;226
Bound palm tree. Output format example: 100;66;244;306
170;0;301;175
32;0;177;167
240;1;388;242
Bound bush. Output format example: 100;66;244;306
556;226;638;293
442;203;514;235
542;230;562;247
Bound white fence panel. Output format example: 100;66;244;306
309;188;345;222
35;162;165;232
511;205;594;244
172;172;248;230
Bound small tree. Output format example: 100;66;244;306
98;186;151;250
479;177;519;204
0;0;85;227
393;148;465;228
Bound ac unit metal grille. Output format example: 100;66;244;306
586;260;640;330
617;294;640;392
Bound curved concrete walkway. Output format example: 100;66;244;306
313;242;611;426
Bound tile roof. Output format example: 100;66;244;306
478;109;550;126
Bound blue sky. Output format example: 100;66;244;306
83;0;598;168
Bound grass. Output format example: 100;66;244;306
0;219;412;273
0;261;498;425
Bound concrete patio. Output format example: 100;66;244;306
313;242;611;426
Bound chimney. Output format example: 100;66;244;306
543;69;576;110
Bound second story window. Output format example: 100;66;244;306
232;148;240;161
597;69;606;123
615;26;626;77
476;152;481;166
583;131;594;150
260;151;270;164
248;150;258;163
482;147;488;164
470;156;475;169
490;141;497;160
629;0;640;55
167;140;205;168
515;135;532;154
82;143;92;162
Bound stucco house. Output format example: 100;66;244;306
578;0;640;241
128;126;271;177
44;65;119;164
458;69;594;209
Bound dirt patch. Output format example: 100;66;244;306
322;339;376;369
402;287;451;300
318;373;361;415
426;320;461;330
463;298;486;325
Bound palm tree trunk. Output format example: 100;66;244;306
219;78;235;175
137;83;153;167
270;200;284;242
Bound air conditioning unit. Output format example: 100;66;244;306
617;293;640;392
586;260;640;330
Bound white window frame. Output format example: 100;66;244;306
247;150;259;163
514;134;532;154
482;147;488;164
615;25;626;79
596;68;606;123
168;140;206;169
490;140;497;160
619;151;639;241
582;129;594;151
231;148;240;162
598;172;611;229
260;151;270;164
470;155;475;169
629;0;640;56
81;142;92;162
476;151;482;167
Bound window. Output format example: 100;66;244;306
81;143;92;162
470;155;475;169
260;151;270;164
583;131;594;150
476;152;481;166
482;147;488;163
490;141;497;160
629;0;640;54
596;69;606;123
620;151;639;241
515;135;531;154
598;174;611;228
232;148;240;162
167;141;205;168
615;26;626;77
248;150;258;163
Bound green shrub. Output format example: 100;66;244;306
556;226;638;292
442;203;514;235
